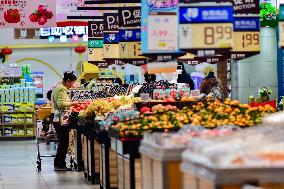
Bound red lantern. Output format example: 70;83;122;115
75;46;86;54
1;47;13;55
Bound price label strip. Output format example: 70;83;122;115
179;4;234;57
230;16;260;60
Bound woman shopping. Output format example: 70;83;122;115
52;71;78;171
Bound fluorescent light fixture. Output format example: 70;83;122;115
60;35;68;43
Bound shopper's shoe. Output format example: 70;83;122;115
54;166;70;171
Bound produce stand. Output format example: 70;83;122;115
139;141;185;189
109;128;142;189
181;161;284;189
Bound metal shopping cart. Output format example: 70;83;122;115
35;107;74;172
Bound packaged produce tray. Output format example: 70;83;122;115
135;101;197;111
139;141;185;162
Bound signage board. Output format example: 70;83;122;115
40;26;88;38
118;7;147;65
14;28;41;39
0;0;56;28
103;13;119;60
231;16;260;60
141;0;179;54
179;5;234;56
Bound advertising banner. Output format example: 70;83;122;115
0;0;56;28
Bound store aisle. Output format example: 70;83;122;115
0;141;98;189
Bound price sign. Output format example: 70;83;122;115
231;16;260;60
147;14;178;51
279;22;284;48
179;5;233;56
179;23;233;49
88;48;104;61
279;5;284;48
103;44;120;59
233;32;259;51
119;42;143;59
141;0;179;54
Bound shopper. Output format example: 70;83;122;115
144;72;156;83
200;67;223;101
52;71;78;171
177;62;195;90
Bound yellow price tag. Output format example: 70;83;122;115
103;44;119;59
179;23;233;49
232;32;260;52
119;42;144;59
88;48;104;61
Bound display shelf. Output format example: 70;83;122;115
0;110;36;140
1;111;35;114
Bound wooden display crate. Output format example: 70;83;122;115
117;154;142;189
181;161;284;189
140;142;184;189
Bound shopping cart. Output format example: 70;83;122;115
36;107;74;172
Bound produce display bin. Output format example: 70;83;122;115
180;161;284;189
110;136;141;189
139;141;185;189
95;130;118;189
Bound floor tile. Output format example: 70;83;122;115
0;141;98;189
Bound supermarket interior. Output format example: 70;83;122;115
1;0;284;189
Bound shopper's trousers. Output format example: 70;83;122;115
54;123;70;167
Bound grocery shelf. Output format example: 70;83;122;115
0;135;35;141
1;111;35;114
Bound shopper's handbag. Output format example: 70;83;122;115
59;110;71;127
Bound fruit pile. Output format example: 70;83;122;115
140;104;178;114
70;101;93;113
78;97;140;119
111;99;276;138
181;99;276;127
29;5;53;25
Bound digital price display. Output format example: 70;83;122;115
179;5;233;56
279;5;284;48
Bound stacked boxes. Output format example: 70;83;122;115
0;82;36;103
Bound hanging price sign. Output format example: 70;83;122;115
179;5;233;56
142;0;179;55
88;18;108;68
230;16;260;60
103;13;120;61
279;5;284;48
118;7;147;65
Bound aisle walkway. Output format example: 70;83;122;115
0;141;98;189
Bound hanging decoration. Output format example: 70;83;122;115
1;47;13;63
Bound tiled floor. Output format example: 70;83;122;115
0;141;98;189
